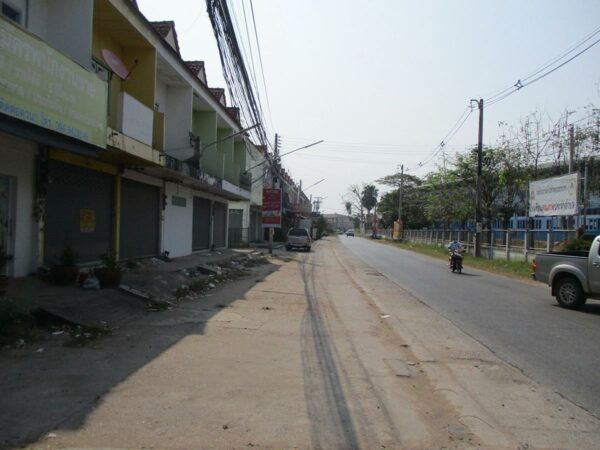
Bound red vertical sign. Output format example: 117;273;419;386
262;188;282;228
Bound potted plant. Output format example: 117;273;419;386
94;250;122;288
0;245;12;296
50;245;79;285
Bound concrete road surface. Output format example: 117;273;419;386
339;235;600;419
3;239;599;449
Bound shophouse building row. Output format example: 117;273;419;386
0;0;266;277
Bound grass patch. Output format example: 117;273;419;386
376;239;533;279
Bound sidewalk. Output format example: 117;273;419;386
5;247;270;329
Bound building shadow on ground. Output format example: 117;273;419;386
0;259;281;448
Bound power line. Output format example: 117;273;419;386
415;107;475;170
206;0;272;148
249;0;274;134
485;27;600;108
282;137;468;150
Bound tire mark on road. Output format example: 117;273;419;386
299;247;362;449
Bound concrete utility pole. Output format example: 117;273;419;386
313;196;323;213
268;133;280;255
471;98;484;257
398;164;403;239
569;125;575;173
583;161;589;231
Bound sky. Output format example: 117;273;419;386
137;0;600;214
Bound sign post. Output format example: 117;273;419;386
262;188;282;254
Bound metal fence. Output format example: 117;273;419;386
381;228;580;262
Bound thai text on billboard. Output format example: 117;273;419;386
528;173;579;217
0;17;108;148
262;188;281;228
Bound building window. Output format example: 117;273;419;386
1;2;22;25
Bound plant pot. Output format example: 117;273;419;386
50;265;79;286
0;274;8;296
94;267;122;288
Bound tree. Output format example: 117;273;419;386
376;172;427;227
361;184;378;217
344;201;352;216
423;168;472;228
343;184;365;226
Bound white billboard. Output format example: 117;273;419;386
529;173;579;217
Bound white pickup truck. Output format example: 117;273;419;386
532;235;600;309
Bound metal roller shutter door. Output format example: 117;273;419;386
45;160;113;264
213;201;227;248
120;178;160;259
192;196;211;250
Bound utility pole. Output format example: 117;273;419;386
397;164;404;239
583;160;589;231
313;196;323;213
471;98;484;257
568;125;575;231
268;133;280;255
568;125;575;173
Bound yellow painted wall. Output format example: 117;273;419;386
122;47;156;109
92;1;156;124
91;30;122;129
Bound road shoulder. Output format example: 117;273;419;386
332;239;600;449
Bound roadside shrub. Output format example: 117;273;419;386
563;238;592;252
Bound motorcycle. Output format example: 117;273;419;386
449;250;463;274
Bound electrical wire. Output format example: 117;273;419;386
416;107;475;170
206;0;271;148
485;27;600;108
249;0;274;134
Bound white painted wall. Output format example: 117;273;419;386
0;132;37;277
165;86;193;154
118;92;154;146
163;182;193;258
155;80;167;114
24;0;93;69
46;0;93;69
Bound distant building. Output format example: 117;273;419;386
323;214;353;231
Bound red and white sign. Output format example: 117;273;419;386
262;188;282;228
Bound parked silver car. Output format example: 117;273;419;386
286;228;311;251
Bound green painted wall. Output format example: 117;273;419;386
218;128;235;184
234;141;246;172
193;111;220;177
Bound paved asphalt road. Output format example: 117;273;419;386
339;236;600;418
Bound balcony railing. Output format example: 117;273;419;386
164;154;221;189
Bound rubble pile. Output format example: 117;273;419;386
121;253;268;309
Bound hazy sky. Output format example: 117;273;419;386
137;0;600;214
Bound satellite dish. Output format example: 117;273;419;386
101;49;135;80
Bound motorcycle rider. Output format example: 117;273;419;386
447;239;464;268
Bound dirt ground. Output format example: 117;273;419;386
1;238;598;449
